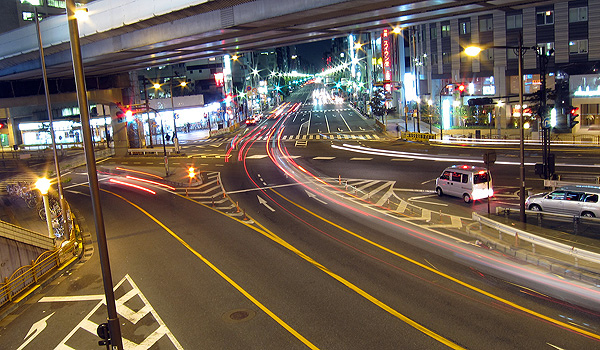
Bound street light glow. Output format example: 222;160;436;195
35;177;51;195
153;83;161;89
464;46;482;57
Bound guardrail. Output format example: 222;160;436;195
0;239;79;310
128;147;176;155
0;208;81;311
472;212;600;265
495;206;600;235
544;178;600;190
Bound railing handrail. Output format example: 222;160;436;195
472;212;600;265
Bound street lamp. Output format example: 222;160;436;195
33;7;70;237
66;1;124;348
35;177;53;239
465;36;527;223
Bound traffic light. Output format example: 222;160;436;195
188;167;196;179
457;84;466;96
568;106;579;128
0;119;6;129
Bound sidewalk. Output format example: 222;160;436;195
385;116;439;137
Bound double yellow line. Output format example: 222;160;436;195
106;187;599;349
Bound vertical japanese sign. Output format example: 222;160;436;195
382;29;392;92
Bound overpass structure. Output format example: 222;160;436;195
0;0;556;81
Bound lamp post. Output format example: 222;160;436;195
66;1;123;348
35;177;53;239
34;7;69;237
465;35;528;223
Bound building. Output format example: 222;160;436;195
406;0;600;137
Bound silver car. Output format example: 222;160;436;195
525;185;600;217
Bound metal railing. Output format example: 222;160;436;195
495;206;600;234
0;213;81;310
472;211;600;266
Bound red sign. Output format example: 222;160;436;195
381;29;392;92
214;72;224;87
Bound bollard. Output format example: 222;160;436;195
243;209;247;220
439;210;443;223
515;233;519;248
532;243;535;254
339;175;341;185
236;201;240;213
537;213;542;226
212;197;215;207
573;216;579;235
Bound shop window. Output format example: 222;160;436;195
581;104;600;127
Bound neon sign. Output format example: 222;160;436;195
382;29;392;92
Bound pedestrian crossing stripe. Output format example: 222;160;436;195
182;133;381;144
54;274;183;349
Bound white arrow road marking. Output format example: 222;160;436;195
305;190;328;204
257;195;276;212
17;313;54;350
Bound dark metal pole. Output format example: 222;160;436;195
35;8;69;238
143;78;153;148
66;2;123;348
518;34;526;223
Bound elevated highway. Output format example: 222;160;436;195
0;0;555;81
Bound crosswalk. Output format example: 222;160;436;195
189;133;382;145
173;171;245;219
329;177;466;229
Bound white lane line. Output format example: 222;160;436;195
350;157;372;161
39;295;104;302
313;156;335;160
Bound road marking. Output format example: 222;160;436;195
246;154;269;159
52;274;183;349
305;189;328;204
258;195;276;212
350;157;372;161
17;313;54;350
272;190;600;342
313;156;335;160
105;191;319;350
391;158;413;161
39;295;104;302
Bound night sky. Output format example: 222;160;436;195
296;40;332;70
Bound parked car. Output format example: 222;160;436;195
435;165;493;203
525;185;600;217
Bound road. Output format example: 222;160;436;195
1;83;600;349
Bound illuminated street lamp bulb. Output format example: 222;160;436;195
188;167;195;178
153;83;161;89
524;121;531;129
74;8;88;21
35;177;51;195
392;27;401;34
464;46;482;57
180;81;187;87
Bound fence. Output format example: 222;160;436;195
0;212;81;311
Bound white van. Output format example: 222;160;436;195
435;165;493;203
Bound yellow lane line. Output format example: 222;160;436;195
168;193;464;348
272;189;600;341
103;190;319;350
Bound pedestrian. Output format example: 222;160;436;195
165;133;171;142
396;124;400;137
